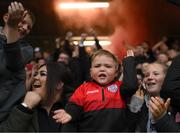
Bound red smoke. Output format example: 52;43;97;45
108;0;180;59
53;0;180;60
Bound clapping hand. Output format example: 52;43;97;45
149;97;170;120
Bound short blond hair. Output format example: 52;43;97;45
91;49;119;70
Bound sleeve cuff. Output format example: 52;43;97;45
17;104;34;114
128;95;144;113
151;111;167;124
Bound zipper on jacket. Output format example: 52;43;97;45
102;87;105;101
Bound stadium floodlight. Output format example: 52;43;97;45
59;2;109;9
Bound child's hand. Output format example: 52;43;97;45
149;97;170;120
126;50;134;57
128;87;144;113
134;87;144;101
53;109;72;124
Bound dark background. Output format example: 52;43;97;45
1;0;180;57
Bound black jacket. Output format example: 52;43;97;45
161;55;180;111
62;56;138;132
0;103;62;132
0;33;33;125
153;112;180;132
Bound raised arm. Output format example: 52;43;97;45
5;2;27;71
120;50;138;97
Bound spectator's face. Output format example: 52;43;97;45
159;44;168;52
58;53;69;65
32;65;47;101
43;52;50;59
38;59;46;67
134;46;144;56
167;49;178;59
34;51;42;59
143;64;165;96
17;14;33;38
142;43;149;53
90;55;117;86
157;53;168;63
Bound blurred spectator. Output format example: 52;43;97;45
167;49;179;60
133;45;150;71
57;51;70;65
89;28;102;51
141;41;155;62
152;36;169;55
37;58;46;67
156;52;169;64
34;47;43;61
0;2;34;128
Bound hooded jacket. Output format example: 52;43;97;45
0;28;33;124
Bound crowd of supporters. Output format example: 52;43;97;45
0;1;180;132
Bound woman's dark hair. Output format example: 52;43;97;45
39;62;71;105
